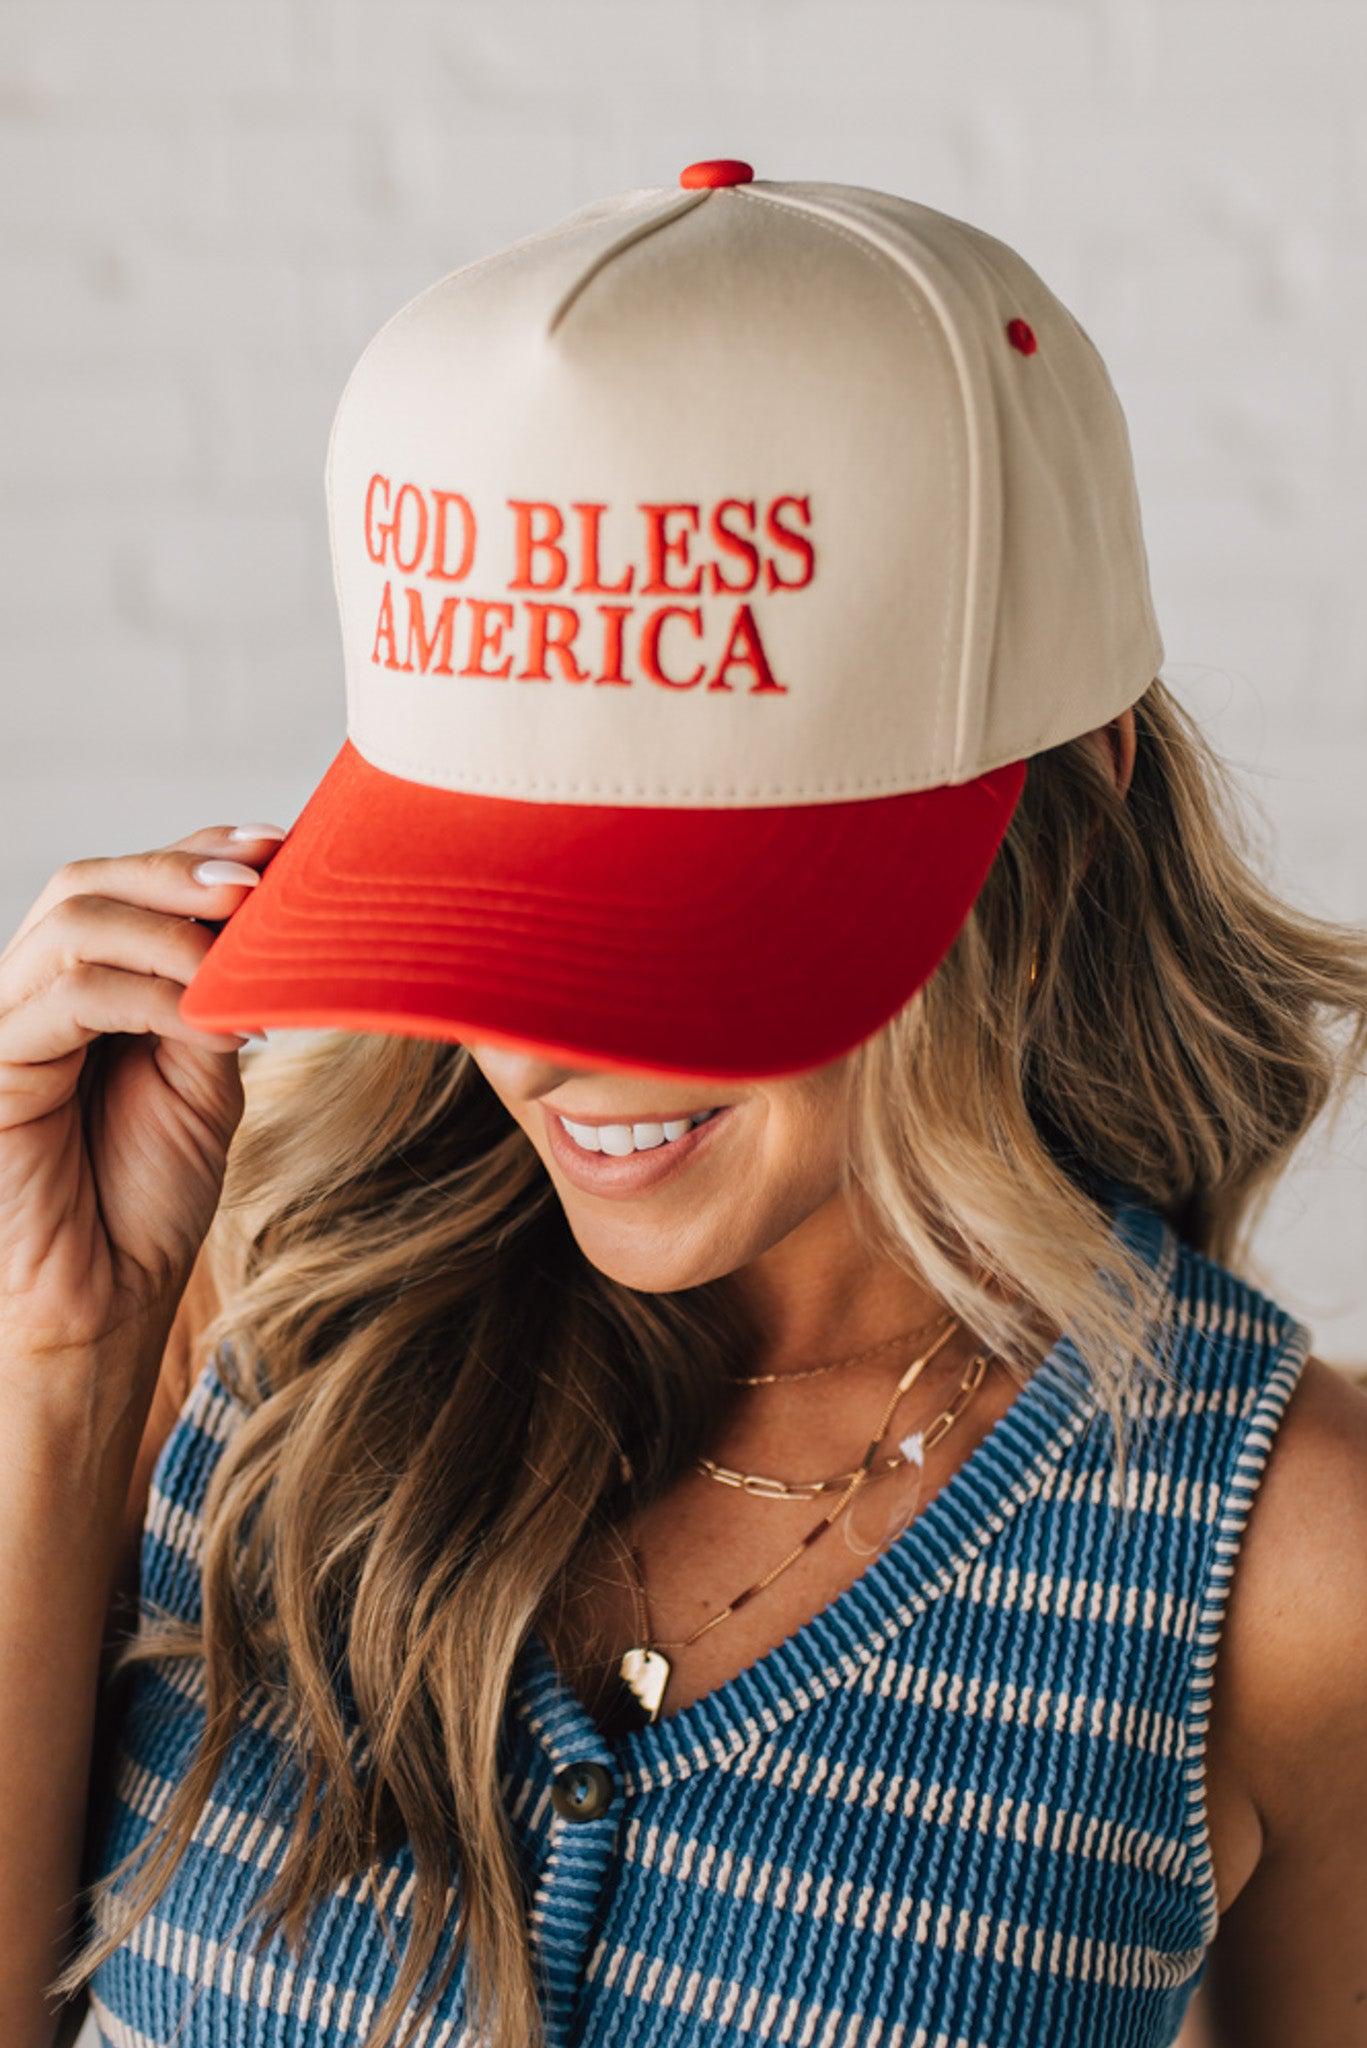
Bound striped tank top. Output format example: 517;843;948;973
82;1181;1313;2047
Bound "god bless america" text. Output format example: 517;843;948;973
363;477;817;695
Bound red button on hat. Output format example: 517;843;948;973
679;159;754;189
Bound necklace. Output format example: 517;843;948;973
615;1312;960;1485
697;1313;962;1498
617;1335;994;1723
728;1307;950;1386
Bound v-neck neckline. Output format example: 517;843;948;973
512;1181;1177;1796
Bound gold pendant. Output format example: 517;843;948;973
619;1645;671;1722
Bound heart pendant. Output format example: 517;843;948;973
619;1645;671;1722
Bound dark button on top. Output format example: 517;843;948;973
550;1760;615;1823
679;158;754;189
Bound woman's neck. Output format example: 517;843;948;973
729;1186;954;1380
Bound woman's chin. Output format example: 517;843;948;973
565;1214;744;1295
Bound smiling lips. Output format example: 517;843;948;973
541;1100;734;1198
556;1108;720;1156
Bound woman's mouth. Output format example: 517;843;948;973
540;1102;734;1197
558;1107;720;1154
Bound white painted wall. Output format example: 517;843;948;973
2;0;1364;1352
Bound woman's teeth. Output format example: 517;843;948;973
558;1108;719;1156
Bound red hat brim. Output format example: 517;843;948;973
179;737;1027;1083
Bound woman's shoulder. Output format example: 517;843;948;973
1098;1189;1358;1677
1194;1348;1367;2027
1213;1346;1367;1791
1127;1203;1351;1566
1116;1191;1367;2008
1122;1188;1317;1428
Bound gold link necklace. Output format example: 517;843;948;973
697;1313;961;1499
617;1319;995;1723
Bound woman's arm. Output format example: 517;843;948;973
45;1245;208;2048
1197;1354;1367;2045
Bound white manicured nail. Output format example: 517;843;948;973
227;823;287;841
192;859;261;887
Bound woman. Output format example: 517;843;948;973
4;164;1366;2048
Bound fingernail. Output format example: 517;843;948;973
227;823;288;841
192;859;261;888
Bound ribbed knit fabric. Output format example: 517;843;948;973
82;1182;1313;2047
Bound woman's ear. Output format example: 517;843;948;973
1086;705;1137;801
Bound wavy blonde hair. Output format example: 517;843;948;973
55;676;1367;2047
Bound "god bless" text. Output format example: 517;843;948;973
362;478;817;694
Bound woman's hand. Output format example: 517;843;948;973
0;825;283;1384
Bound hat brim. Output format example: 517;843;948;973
179;737;1027;1083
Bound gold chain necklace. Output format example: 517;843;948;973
697;1313;962;1498
727;1307;949;1386
614;1313;957;1487
617;1335;995;1723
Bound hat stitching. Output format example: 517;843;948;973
732;182;967;785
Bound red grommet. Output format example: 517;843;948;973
1006;317;1038;355
679;159;755;189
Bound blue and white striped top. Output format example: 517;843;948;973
82;1181;1313;2046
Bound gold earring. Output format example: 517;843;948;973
1027;947;1040;992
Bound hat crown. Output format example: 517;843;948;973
325;177;1163;809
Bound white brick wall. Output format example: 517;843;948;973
2;0;1364;1350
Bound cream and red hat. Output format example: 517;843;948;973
180;158;1163;1082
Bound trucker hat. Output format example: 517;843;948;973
178;157;1164;1082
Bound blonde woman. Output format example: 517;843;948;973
5;165;1367;2048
